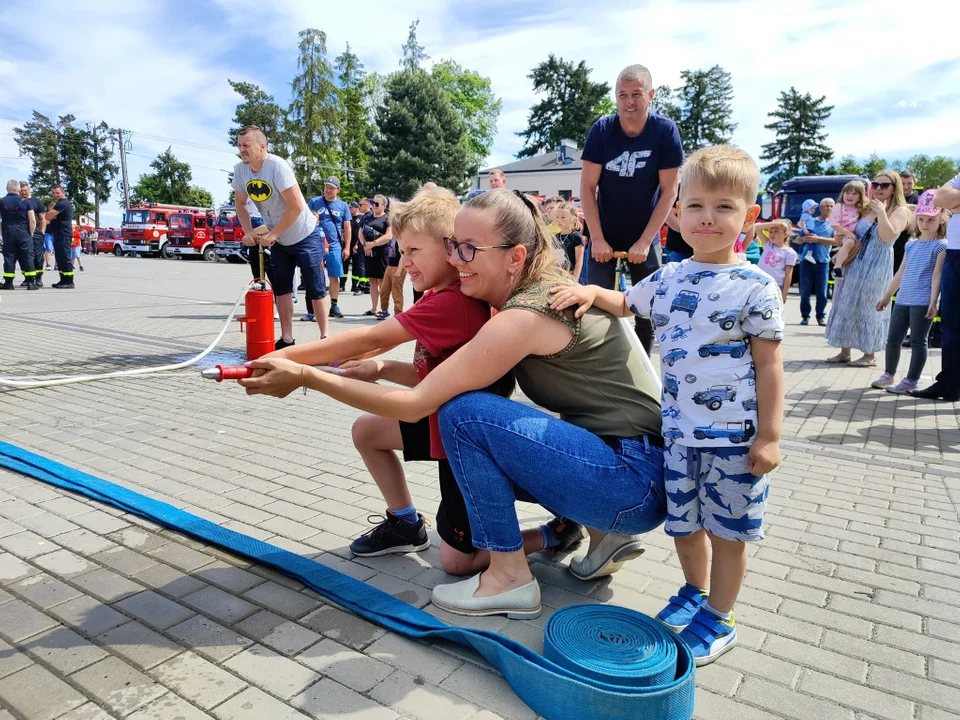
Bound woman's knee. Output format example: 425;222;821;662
439;541;481;576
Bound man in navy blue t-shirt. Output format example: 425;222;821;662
581;63;683;353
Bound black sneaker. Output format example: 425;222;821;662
350;513;430;557
545;516;587;554
817;318;826;326
275;337;296;351
330;304;344;319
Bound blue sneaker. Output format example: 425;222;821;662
656;583;708;632
376;311;390;321
678;606;737;666
300;313;315;322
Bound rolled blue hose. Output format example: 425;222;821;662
0;441;695;719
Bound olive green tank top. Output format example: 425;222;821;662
502;281;662;438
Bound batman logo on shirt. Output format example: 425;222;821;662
245;179;273;203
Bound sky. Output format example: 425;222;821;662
1;0;958;227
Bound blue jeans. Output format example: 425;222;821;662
799;260;829;320
935;249;960;392
885;304;932;381
269;229;327;298
438;392;666;552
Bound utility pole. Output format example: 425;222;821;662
88;123;101;229
117;128;131;211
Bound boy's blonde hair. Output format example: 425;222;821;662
680;145;761;205
838;180;870;217
390;187;460;242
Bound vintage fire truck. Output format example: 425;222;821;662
121;202;212;258
166;209;218;261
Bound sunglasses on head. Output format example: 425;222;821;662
870;181;893;190
443;236;513;263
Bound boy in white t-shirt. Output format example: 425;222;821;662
753;219;798;303
549;145;785;666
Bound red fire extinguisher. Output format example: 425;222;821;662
236;246;275;360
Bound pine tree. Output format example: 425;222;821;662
516;55;611;158
400;20;429;72
432;59;502;175
334;43;372;198
13;112;117;218
227;80;288;156
367;70;470;199
673;65;737;154
760;87;834;190
862;153;887;179
651;85;681;122
286;29;341;198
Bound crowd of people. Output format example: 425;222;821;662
1;180;77;289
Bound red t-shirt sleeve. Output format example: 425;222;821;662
395;285;489;357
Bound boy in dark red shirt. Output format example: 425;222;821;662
267;187;582;575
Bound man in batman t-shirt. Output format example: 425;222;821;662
232;126;330;347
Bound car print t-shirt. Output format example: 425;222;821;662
625;259;784;447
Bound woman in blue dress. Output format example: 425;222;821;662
825;172;911;366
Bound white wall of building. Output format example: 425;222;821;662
476;169;583;198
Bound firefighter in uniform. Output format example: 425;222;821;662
19;181;47;287
1;179;37;290
45;184;75;289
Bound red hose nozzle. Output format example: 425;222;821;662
200;365;254;382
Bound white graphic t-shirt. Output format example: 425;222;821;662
757;243;798;287
626;260;784;447
232;154;315;246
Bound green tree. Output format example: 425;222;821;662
286;28;341;198
13;112;117;218
334;43;372;198
836;154;864;176
516;55;611;158
862;153;887;179
86;122;119;228
671;65;736;154
760;87;834;190
431;59;502;175
187;186;214;208
907;154;960;188
400;19;429;72
651;85;680;121
130;147;211;206
227;79;288;156
368;70;470;198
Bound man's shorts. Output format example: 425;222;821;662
269;230;327;299
70;246;82;260
44;234;54;253
399;416;474;555
663;442;769;542
324;242;344;279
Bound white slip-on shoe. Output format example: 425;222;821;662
430;574;541;620
568;533;645;581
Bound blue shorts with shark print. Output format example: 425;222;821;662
663;442;769;542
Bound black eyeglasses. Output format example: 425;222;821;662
870;181;893;190
443;236;513;263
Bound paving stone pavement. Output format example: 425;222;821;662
0;255;958;719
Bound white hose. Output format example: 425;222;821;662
620;317;663;394
0;287;248;390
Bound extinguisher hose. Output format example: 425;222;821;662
0;286;249;390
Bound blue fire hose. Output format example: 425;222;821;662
0;441;694;719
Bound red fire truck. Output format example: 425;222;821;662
213;206;250;263
121;202;212;258
166;209;218;261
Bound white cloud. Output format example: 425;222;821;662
1;0;958;218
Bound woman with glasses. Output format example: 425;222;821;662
240;188;666;619
825;172;911;366
360;195;392;317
